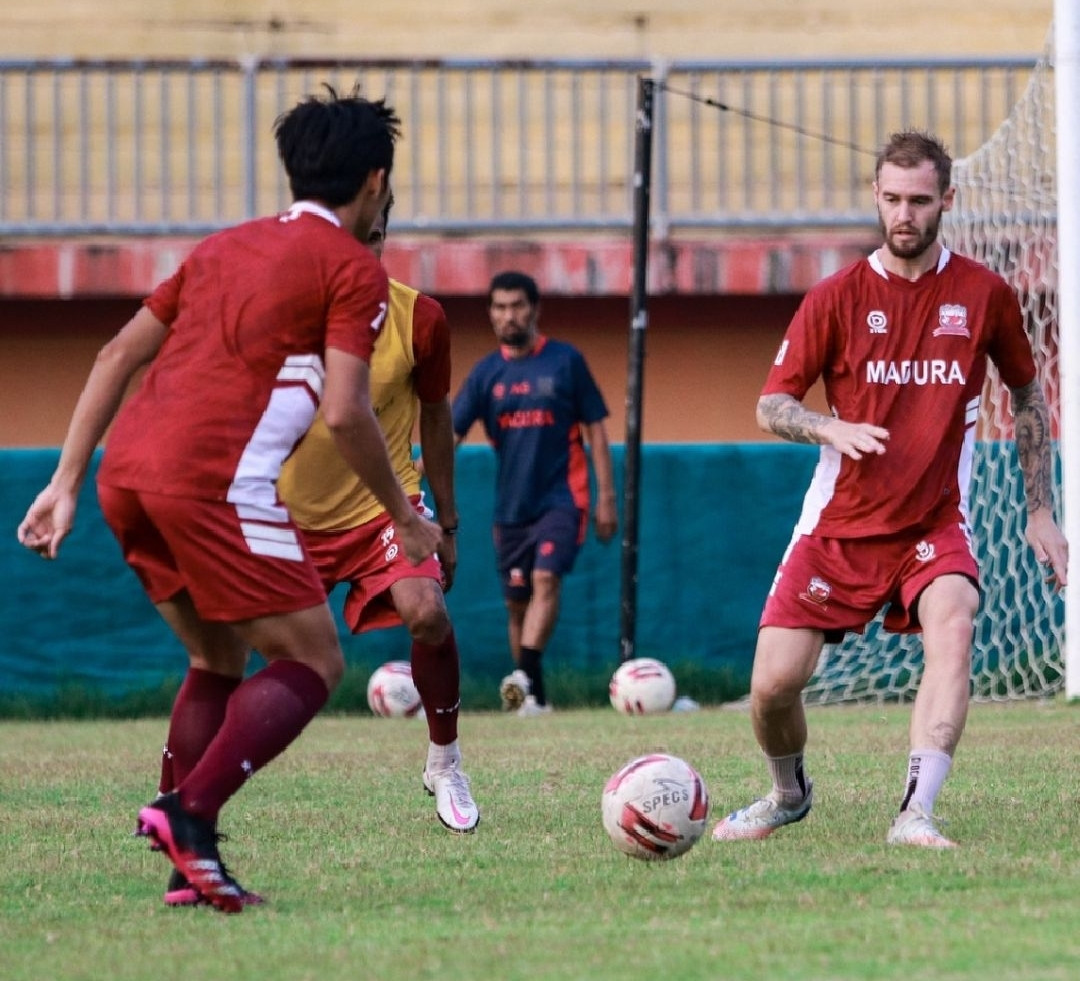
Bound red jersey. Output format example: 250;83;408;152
98;203;389;518
764;249;1035;537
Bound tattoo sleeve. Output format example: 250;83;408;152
1010;378;1055;514
757;392;834;445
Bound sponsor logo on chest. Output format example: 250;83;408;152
863;302;971;385
865;359;966;385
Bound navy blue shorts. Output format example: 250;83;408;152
494;508;586;602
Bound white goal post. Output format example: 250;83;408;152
1054;0;1080;699
804;14;1076;704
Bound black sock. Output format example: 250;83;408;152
519;646;545;705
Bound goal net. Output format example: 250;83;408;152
804;34;1067;704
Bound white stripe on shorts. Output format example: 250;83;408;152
240;521;304;562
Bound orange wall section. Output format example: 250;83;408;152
0;294;818;447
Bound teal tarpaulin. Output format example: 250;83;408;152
0;444;817;696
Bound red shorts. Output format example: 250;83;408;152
300;496;444;634
97;483;326;622
760;521;979;642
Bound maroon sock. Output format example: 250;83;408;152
176;660;329;823
159;668;242;794
410;630;461;746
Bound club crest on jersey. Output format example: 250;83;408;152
799;576;832;606
867;310;888;334
934;304;970;338
915;540;935;562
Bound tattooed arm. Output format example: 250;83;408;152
756;392;890;461
1010;379;1069;588
1011;379;1056;514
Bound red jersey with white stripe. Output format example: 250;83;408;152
98;203;389;524
764;249;1035;538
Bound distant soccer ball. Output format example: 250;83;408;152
609;657;677;715
601;753;710;861
366;661;423;718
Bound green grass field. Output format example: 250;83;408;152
2;702;1079;981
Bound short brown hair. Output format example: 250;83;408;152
875;130;952;195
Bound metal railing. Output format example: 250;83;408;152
0;56;1036;237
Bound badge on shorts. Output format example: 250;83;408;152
800;576;832;606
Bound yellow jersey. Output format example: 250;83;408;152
278;279;450;531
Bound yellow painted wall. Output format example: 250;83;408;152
0;1;1052;60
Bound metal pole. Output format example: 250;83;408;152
620;76;654;662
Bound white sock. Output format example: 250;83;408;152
765;752;809;806
900;748;952;814
426;739;461;774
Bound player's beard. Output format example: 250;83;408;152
500;323;532;348
879;206;943;260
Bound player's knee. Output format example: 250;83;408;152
924;606;977;659
190;647;247;677
404;598;451;646
274;649;344;692
751;672;804;708
321;656;346;691
750;654;809;706
531;569;561;596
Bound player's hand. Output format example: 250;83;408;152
594;497;618;544
396;511;444;566
16;484;78;560
1025;507;1068;591
822;419;890;461
437;532;458;591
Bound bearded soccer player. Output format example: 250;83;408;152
276;199;479;834
712;130;1068;848
17;90;443;913
452;271;618;716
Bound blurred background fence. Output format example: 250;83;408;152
0;55;1035;237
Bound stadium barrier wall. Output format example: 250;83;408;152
0;444;819;697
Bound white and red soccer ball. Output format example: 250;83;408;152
601;753;710;860
609;657;677;715
366;661;424;718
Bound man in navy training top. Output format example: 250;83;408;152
452;270;618;716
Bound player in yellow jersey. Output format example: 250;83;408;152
278;198;479;833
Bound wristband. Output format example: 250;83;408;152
441;525;458;536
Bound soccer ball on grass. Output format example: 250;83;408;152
601;753;710;860
609;657;677;715
366;661;424;718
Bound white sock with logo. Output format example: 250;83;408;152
900;748;952;814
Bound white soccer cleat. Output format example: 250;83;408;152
422;766;480;834
886;803;957;848
499;669;531;711
711;783;814;841
516;694;553;717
